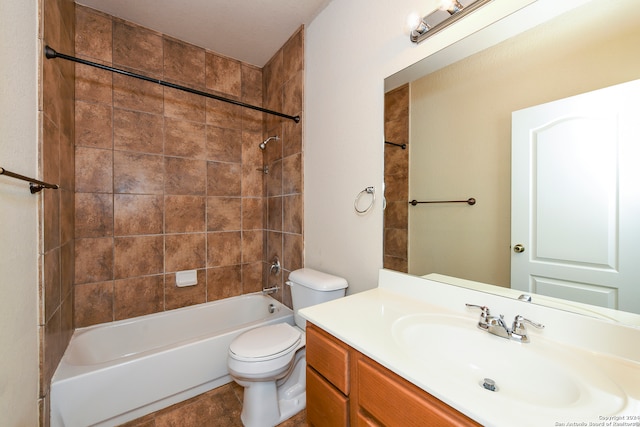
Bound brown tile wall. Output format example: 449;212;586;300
74;6;304;327
384;85;409;272
40;0;76;424
262;28;305;307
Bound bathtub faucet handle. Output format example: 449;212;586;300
270;256;281;275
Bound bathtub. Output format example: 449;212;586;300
50;293;294;427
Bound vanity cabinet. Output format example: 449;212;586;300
306;323;480;427
306;322;350;426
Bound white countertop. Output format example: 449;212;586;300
299;269;640;427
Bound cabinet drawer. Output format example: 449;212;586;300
306;323;350;394
307;366;349;427
356;356;481;427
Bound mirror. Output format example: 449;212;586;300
383;0;640;324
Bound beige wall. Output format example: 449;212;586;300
0;0;40;424
408;0;640;286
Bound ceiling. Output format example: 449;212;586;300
76;0;334;67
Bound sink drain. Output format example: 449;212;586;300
481;378;498;392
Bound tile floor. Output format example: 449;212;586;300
119;382;308;427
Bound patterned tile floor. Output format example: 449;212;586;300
119;383;308;427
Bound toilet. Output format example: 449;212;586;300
227;268;348;427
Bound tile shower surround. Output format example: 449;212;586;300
73;5;304;327
40;0;76;421
383;84;409;272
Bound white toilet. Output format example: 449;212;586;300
227;268;348;427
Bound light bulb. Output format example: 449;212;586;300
407;12;429;37
407;12;421;32
438;0;464;14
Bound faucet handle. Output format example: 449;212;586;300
269;256;281;275
465;303;490;315
513;315;544;330
465;304;490;329
511;315;544;343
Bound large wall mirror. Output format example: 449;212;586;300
383;0;640;323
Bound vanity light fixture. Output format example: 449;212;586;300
409;0;493;43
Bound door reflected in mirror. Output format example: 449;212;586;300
383;0;640;318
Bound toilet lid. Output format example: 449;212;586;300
230;323;301;359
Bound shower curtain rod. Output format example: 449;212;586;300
44;46;300;123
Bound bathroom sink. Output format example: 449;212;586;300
391;314;627;418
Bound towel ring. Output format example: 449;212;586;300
354;186;375;214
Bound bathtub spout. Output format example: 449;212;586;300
262;286;279;295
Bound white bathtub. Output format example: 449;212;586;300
50;293;294;427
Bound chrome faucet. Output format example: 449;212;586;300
262;285;279;295
465;304;544;343
262;257;281;295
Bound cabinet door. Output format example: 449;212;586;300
306;323;350;395
307;366;349;427
356;356;480;427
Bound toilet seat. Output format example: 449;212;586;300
229;323;301;362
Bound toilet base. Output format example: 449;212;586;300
238;350;306;427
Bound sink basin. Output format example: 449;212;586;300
392;314;627;418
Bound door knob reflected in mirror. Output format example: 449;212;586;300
513;244;525;253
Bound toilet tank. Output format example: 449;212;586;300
287;268;348;329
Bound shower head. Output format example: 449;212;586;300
259;136;279;150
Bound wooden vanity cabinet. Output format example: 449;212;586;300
306;322;481;427
306;322;351;426
354;354;481;427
